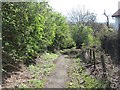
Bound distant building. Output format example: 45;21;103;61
112;1;120;30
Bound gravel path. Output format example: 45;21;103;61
45;55;71;88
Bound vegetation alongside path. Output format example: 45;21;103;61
2;53;59;88
65;49;119;88
2;49;119;89
67;57;108;88
2;1;119;89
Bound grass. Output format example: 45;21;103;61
18;52;59;88
67;58;108;88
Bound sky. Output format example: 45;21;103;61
47;0;120;23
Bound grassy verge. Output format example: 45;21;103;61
18;52;59;88
67;58;108;88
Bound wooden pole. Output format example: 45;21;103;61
93;49;96;70
118;24;120;89
101;54;106;78
90;48;92;60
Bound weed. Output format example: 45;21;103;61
67;58;108;88
40;52;59;61
18;52;59;88
18;83;28;88
28;79;44;88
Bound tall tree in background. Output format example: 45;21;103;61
68;7;96;26
103;10;110;28
68;7;97;36
68;7;100;48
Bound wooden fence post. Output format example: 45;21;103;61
93;48;96;70
101;54;106;78
118;24;120;89
89;48;92;60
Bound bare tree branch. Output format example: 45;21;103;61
68;7;96;26
103;10;110;28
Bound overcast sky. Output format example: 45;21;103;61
48;0;120;23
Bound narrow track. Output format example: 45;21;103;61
45;55;71;88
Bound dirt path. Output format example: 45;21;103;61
45;55;71;88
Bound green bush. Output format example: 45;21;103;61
70;24;100;48
2;2;74;66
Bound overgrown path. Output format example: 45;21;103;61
45;55;71;88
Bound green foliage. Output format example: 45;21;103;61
28;53;58;77
18;52;58;88
18;83;28;88
40;52;59;61
70;24;100;48
2;2;45;62
51;12;75;50
67;58;108;88
2;2;74;65
97;28;117;39
18;79;44;88
28;79;44;88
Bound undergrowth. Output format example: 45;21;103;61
67;58;108;88
17;53;59;88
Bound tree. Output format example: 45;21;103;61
2;1;75;66
103;10;110;28
68;7;97;26
68;7;100;48
50;12;75;50
2;2;53;63
69;24;100;48
68;7;97;37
